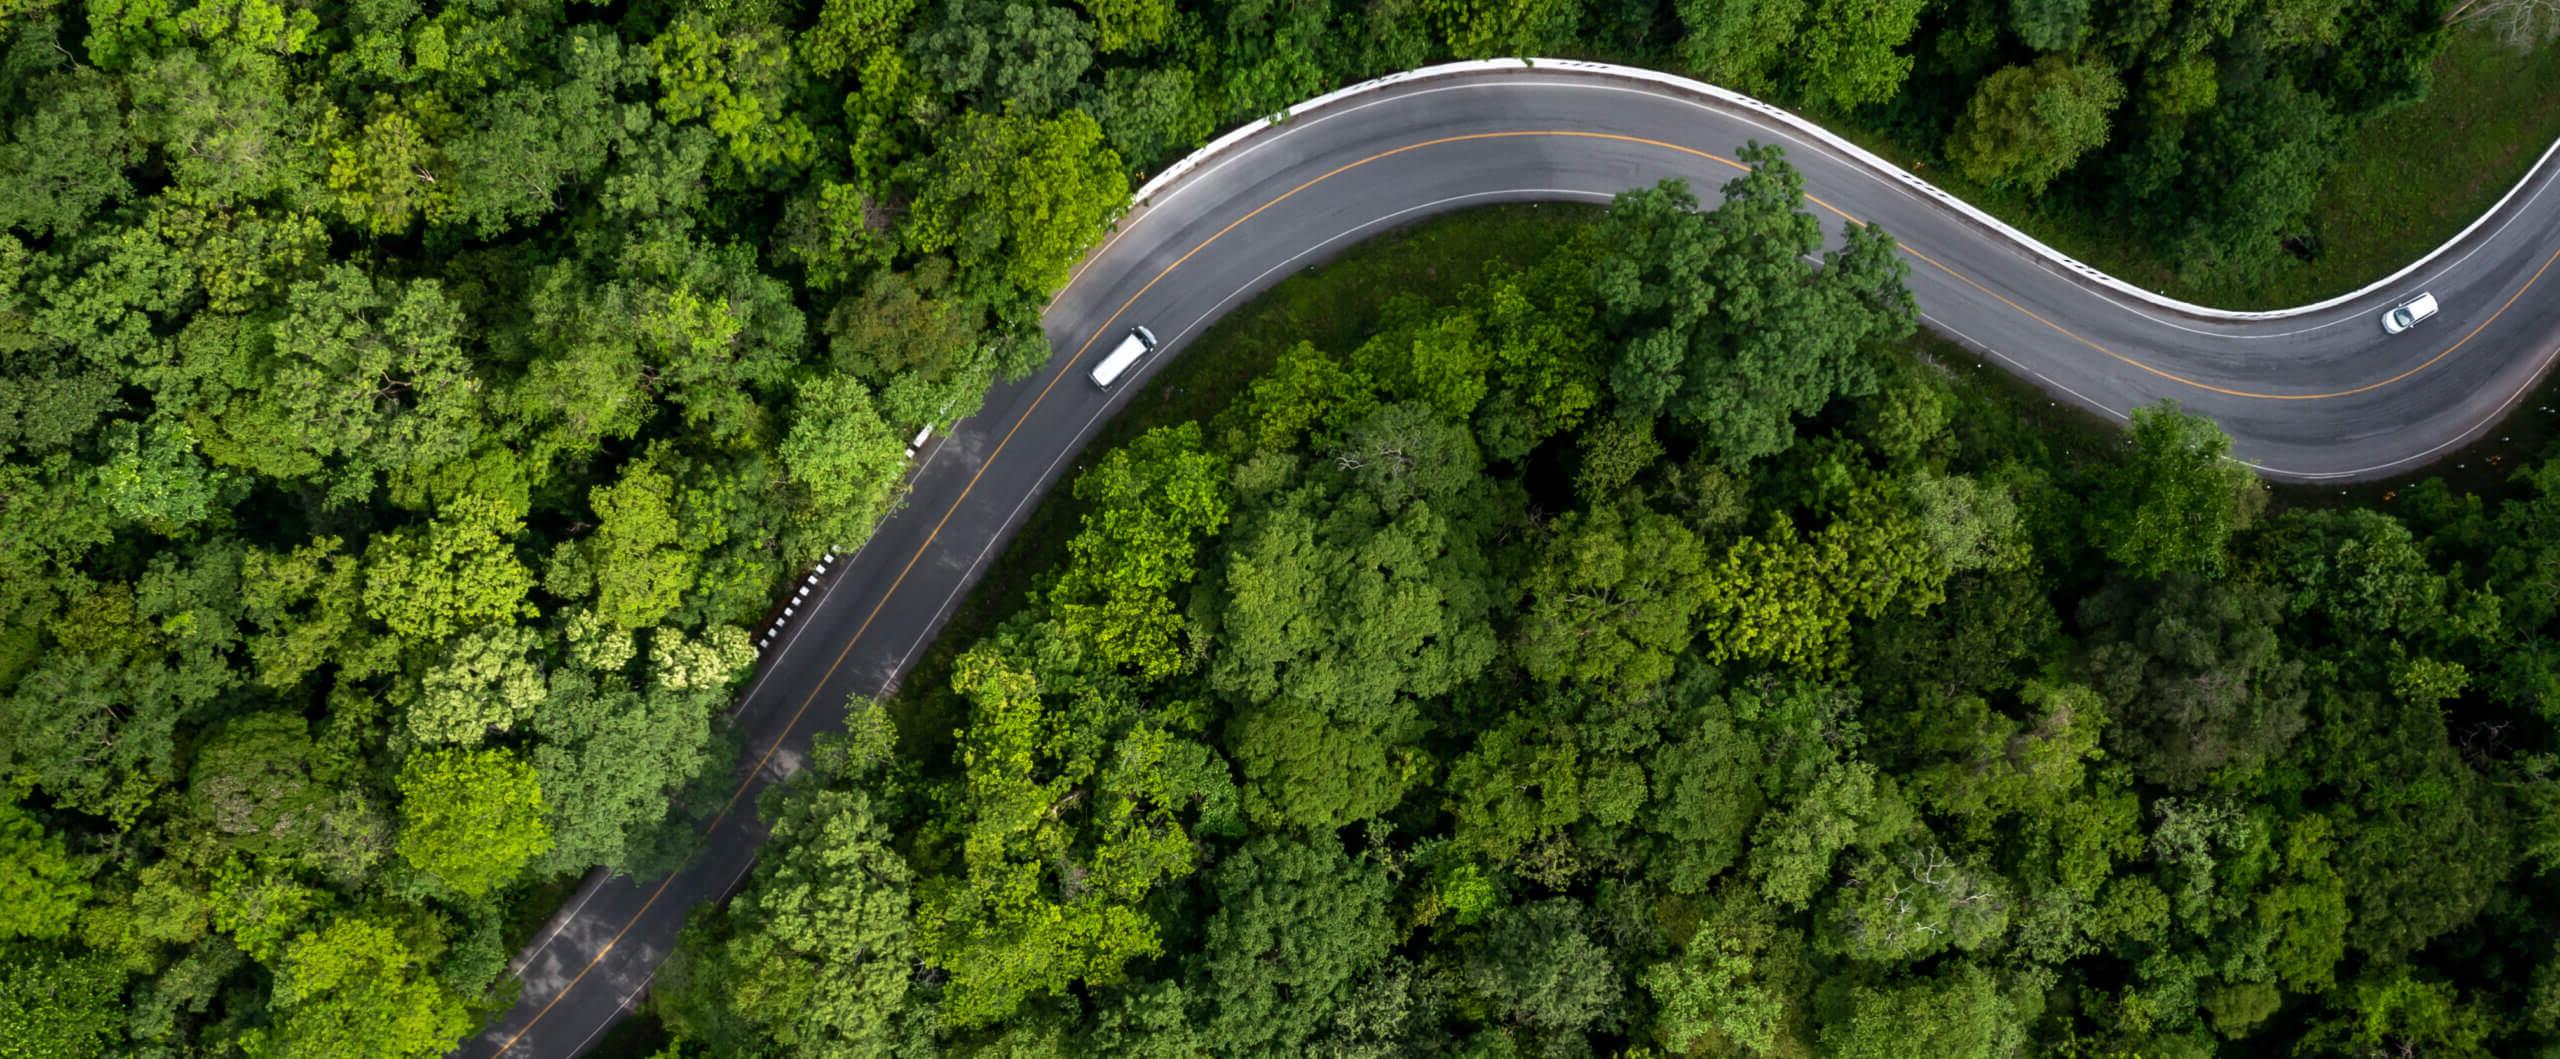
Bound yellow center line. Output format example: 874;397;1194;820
493;125;2543;1054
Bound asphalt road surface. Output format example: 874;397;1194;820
462;64;2560;1058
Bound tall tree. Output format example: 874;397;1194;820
392;748;551;898
1595;158;1914;469
1517;501;1715;697
245;917;471;1059
899;108;1127;305
1947;56;2127;193
1048;423;1231;680
1192;834;1398;1056
2085;403;2261;579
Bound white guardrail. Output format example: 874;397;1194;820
1123;58;2560;324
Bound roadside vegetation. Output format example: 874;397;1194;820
1872;22;2560;309
666;168;2560;1058
0;0;2554;1056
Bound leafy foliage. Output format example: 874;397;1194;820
0;0;2509;1049
673;177;2560;1058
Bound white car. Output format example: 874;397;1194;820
2382;292;2439;335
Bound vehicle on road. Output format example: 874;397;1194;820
1091;326;1159;388
2382;292;2440;334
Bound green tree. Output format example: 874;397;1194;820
1421;0;1584;57
1049;423;1231;679
804;0;923;75
1824;841;2013;962
240;536;394;688
1594;162;1913;468
776;374;909;560
1211;469;1497;828
1460;899;1624;1035
1074;0;1172;53
659;784;920;1057
822;255;994;428
2159;77;2341;282
619;231;807;443
648;10;815;178
1645;916;1789;1056
247;917;471;1059
0;803;88;940
404;623;545;745
1947;56;2127;193
1790;0;1928;108
899;108;1128;304
362;491;534;645
439;27;631;236
2087;403;2260;579
1644;692;1769;894
1193;834;1397;1056
586;455;698;630
93;416;231;534
1751;758;1914;908
1446;718;1593;865
2293;968;2492;1058
322;97;454;235
916;647;1229;1027
189;266;484;506
1674;0;1804;92
2081;574;2305;790
2009;0;2091;50
1903;681;2107;822
0;942;125;1059
393;748;550;898
1091;66;1211;168
0;69;139;237
1518;501;1714;696
185;711;382;880
913;0;1095;116
1819;964;2027;1059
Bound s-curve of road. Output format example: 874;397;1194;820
463;61;2560;1057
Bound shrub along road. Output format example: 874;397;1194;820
465;61;2560;1058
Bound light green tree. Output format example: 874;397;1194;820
1049;423;1231;679
405;624;545;745
1645;921;1785;1055
0;942;125;1059
247;917;471;1059
0;803;89;940
393;748;550;898
1517;502;1714;696
362;492;534;645
587;455;697;630
649;11;816;177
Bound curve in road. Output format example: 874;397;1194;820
462;61;2560;1058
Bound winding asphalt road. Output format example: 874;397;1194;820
462;62;2560;1057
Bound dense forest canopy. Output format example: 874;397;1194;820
666;167;2560;1059
0;0;2538;1056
